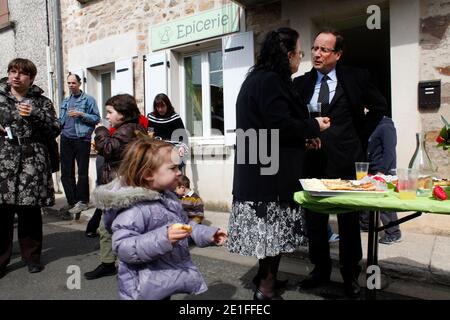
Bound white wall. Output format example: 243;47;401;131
390;0;421;167
184;149;234;210
68;32;138;71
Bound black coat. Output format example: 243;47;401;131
232;69;320;202
293;65;387;179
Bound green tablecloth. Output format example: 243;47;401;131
294;190;450;215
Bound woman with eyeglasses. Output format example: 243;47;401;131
0;58;60;277
226;27;330;300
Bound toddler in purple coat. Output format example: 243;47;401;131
93;137;228;300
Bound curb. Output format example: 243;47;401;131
289;245;450;287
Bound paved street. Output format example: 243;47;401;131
0;213;447;300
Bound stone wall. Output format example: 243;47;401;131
0;0;51;96
244;1;288;52
59;0;234;112
420;0;450;177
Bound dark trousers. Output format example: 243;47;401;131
305;209;362;281
86;208;102;233
60;136;91;205
0;205;43;268
360;211;401;238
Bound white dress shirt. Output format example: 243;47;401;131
309;68;338;105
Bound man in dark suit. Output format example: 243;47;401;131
293;29;387;298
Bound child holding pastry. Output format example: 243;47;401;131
93;136;227;300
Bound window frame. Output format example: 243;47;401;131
180;47;225;145
0;0;10;29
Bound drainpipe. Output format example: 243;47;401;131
51;0;64;194
52;0;64;105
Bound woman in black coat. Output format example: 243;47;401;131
226;28;330;300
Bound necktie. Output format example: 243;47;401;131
318;75;330;106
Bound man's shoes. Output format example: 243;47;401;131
299;273;330;289
27;263;44;273
344;278;361;299
379;235;402;245
84;263;117;280
85;231;99;238
253;288;283;300
328;233;340;243
68;202;89;215
0;266;7;279
252;275;288;290
60;211;73;220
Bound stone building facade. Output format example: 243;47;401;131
420;0;450;177
235;0;450;235
58;0;244;211
238;0;450;177
59;0;233;110
0;0;53;96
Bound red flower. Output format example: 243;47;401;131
436;135;445;144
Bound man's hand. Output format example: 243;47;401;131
211;228;228;246
69;110;84;118
315;117;331;132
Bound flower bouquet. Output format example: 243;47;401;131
436;116;450;150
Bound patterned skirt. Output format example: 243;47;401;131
226;200;308;259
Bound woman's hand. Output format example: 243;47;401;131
315;117;331;132
305;137;321;150
167;224;190;245
211;228;228;246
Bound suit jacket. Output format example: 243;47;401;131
293;65;387;179
233;69;320;202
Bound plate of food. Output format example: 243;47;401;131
299;178;388;197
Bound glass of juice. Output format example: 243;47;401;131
355;162;369;180
397;168;418;200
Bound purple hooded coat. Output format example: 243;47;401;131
93;179;219;300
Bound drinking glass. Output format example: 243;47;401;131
147;127;155;138
397;168;418;200
18;98;33;117
307;102;321;118
355;162;369;180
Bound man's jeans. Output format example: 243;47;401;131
60;136;91;205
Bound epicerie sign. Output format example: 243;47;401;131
150;3;240;51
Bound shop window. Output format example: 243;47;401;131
183;49;224;138
100;72;112;117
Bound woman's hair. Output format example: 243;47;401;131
118;135;175;188
153;93;175;117
7;58;37;79
251;27;299;83
105;94;141;123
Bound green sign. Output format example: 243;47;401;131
151;3;240;51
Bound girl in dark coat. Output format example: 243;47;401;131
226;28;330;300
84;94;147;280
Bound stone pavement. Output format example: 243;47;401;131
48;193;450;298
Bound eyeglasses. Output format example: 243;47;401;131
311;46;335;54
